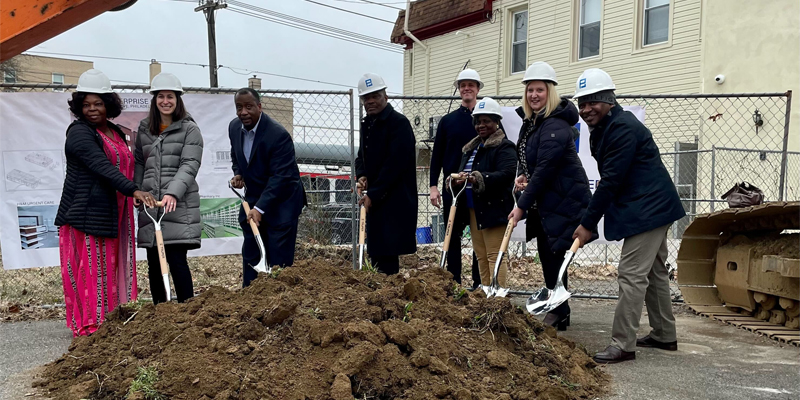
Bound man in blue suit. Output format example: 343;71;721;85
229;88;305;287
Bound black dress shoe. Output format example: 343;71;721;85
636;335;678;351
592;346;635;364
543;313;570;331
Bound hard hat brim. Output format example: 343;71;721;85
358;85;387;97
522;78;558;85
454;79;485;90
573;85;616;99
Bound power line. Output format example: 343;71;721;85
227;7;402;54
226;0;403;53
24;51;362;89
302;0;395;23
329;0;405;11
228;0;396;46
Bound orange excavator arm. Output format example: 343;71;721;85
1;0;137;62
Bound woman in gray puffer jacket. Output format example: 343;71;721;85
135;72;203;304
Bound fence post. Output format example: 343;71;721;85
778;90;792;201
710;145;716;212
349;90;358;270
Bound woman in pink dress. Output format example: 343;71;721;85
55;69;155;337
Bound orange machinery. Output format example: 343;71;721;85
1;0;137;62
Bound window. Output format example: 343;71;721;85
510;10;528;74
578;0;601;59
3;69;16;84
52;73;64;84
643;0;669;45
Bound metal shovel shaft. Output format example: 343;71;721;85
487;220;514;298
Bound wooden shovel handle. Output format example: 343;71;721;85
154;230;169;276
442;205;457;252
569;237;581;253
500;219;514;253
240;201;261;235
358;205;367;245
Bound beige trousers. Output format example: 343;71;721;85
611;224;677;352
469;209;508;287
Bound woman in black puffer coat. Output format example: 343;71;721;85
508;62;594;330
448;97;517;290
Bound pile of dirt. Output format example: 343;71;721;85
726;232;800;259
34;261;608;400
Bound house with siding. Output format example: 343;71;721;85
391;0;799;224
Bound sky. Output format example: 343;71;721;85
26;0;406;92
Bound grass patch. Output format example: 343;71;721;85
402;301;413;322
452;284;467;301
127;366;165;400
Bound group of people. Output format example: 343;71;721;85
357;64;684;364
56;69;304;337
56;63;685;365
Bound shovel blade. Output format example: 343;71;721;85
162;274;171;302
250;234;269;274
493;287;510;298
480;285;494;297
525;287;553;314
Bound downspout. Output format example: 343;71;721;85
405;0;430;95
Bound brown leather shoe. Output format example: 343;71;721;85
592;346;635;364
636;335;678;351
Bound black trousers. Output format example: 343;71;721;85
537;234;570;317
146;244;194;305
242;220;299;287
370;254;400;275
442;196;481;287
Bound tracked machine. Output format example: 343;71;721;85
677;201;800;345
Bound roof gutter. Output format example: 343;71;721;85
404;0;430;95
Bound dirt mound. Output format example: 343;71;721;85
34;261;608;400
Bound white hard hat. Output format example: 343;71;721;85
453;68;484;89
522;62;558;85
150;72;183;94
76;69;113;94
574;68;616;99
358;73;387;96
472;97;502;119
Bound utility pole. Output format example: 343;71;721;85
195;0;227;88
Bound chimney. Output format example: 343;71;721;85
248;74;262;90
149;59;161;83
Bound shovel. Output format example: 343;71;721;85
439;173;468;270
526;238;579;315
228;181;269;274
482;176;523;298
357;189;367;270
142;200;172;302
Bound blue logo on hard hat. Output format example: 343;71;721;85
365;79;373;87
579;78;587;89
478;102;485;109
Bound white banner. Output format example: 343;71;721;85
499;105;645;244
0;92;247;269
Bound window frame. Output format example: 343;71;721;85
4;69;16;84
52;73;65;85
577;0;602;60
509;9;528;75
643;0;670;47
632;0;674;52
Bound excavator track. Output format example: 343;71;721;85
677;201;800;346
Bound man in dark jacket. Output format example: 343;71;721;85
572;69;686;364
229;88;306;287
429;69;483;286
354;73;417;275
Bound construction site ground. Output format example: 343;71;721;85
1;298;798;400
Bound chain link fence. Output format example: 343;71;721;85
392;92;795;300
0;84;795;311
